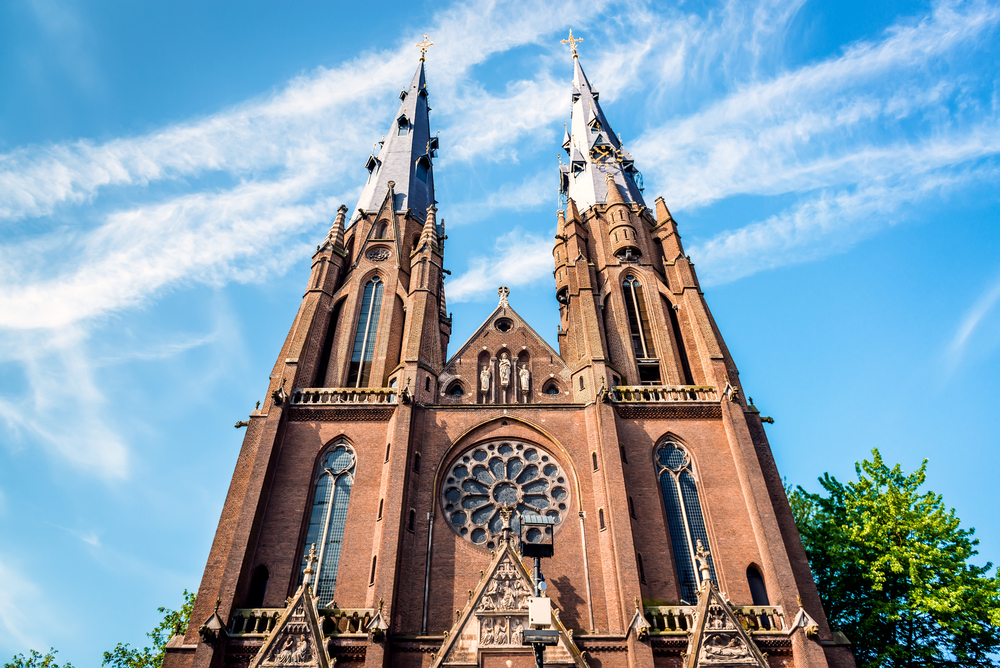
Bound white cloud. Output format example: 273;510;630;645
636;1;1000;211
947;271;1000;364
447;228;554;302
0;327;130;478
0;556;47;654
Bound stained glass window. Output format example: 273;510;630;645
623;276;655;359
655;440;716;603
347;277;384;387
298;443;356;605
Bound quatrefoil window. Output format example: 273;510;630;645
442;441;569;550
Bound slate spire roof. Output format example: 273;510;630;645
353;58;438;222
559;53;645;211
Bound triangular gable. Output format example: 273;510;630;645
683;583;768;668
430;516;586;668
445;300;564;370
250;548;330;668
353;182;403;270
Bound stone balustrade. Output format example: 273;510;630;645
229;608;282;637
611;385;718;403
229;607;375;638
290;387;398;406
643;605;786;635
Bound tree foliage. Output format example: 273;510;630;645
101;589;196;668
790;449;1000;667
4;649;74;668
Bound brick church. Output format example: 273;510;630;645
163;35;854;668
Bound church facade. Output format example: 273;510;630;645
163;41;855;668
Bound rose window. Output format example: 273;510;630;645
442;441;569;550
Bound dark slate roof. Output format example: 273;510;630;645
353;59;437;222
559;56;645;211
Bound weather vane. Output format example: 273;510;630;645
416;33;434;59
561;29;583;57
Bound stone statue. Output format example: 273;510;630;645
480;365;492;392
695;540;712;586
519;365;530;392
499;353;511;388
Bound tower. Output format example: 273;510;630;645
164;38;854;668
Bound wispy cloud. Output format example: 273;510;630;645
0;556;47;653
947;270;1000;365
447;228;554;302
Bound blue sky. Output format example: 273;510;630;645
2;0;999;662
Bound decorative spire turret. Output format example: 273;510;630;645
354;54;438;222
418;203;439;251
558;36;644;212
328;204;347;250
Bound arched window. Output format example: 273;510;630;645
397;116;410;136
747;565;770;605
408;508;416;532
347;277;384;387
447;381;465;396
591;452;599;471
415;157;430;182
656;440;716;603
377;498;384;521
247;565;269;608
623;276;660;384
636;552;647;583
598;508;606;530
374;222;388;239
299;443;356;605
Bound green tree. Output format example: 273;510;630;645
102;590;196;668
790;449;1000;667
4;649;74;668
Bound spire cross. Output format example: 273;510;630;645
416;33;434;59
561;29;584;58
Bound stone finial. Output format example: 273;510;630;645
695;540;712;587
498;286;510;308
302;543;317;589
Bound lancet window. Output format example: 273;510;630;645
347;276;384;387
298;443;356;605
623;276;660;384
655;439;716;603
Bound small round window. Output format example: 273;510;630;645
494;318;514;333
441;441;569;550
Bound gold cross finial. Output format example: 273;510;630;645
561;29;583;58
416;33;434;59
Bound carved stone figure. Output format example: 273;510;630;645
480;365;492;392
501;582;516;610
499;353;511;387
511;618;524;646
480;619;494;646
519;365;530;392
695;539;712;585
701;634;749;660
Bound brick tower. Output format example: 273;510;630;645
164;42;854;668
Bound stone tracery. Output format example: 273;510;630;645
442;441;568;550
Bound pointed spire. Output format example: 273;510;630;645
354;58;436;222
605;173;625;206
655;196;673;224
418;203;439;250
329;204;347;249
565;197;581;224
558;50;645;212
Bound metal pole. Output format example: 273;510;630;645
533;556;543;668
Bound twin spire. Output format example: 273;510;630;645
559;33;645;212
353;52;438;222
352;31;643;227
